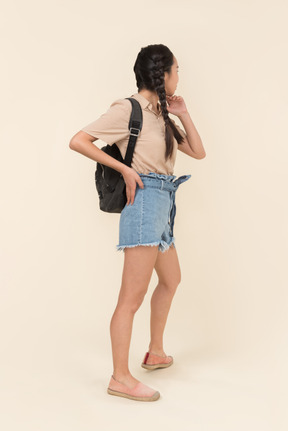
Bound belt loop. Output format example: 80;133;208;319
160;180;164;190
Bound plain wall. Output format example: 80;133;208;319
1;0;287;429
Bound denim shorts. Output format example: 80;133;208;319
116;172;191;253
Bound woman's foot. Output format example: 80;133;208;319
107;374;160;401
141;351;173;370
111;373;140;389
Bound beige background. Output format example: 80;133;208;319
1;0;287;430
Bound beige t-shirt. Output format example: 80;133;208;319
80;92;187;175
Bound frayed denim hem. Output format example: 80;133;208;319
116;238;175;253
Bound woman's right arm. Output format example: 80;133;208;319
69;130;128;175
69;131;144;205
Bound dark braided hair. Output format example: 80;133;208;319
133;44;185;161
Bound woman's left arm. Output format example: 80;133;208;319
178;111;206;159
167;95;206;159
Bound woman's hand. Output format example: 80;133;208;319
121;166;144;205
166;95;188;116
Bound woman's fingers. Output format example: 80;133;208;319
125;172;144;205
128;187;135;205
137;177;144;189
126;186;130;205
126;186;135;205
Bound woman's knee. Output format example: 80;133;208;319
117;286;148;313
157;278;181;295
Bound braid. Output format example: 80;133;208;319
134;44;185;161
150;58;169;125
149;55;184;161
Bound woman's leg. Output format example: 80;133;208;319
148;245;181;355
110;245;159;387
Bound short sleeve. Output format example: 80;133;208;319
170;117;187;139
80;98;132;145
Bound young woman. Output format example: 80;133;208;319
69;44;206;402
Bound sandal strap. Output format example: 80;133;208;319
148;351;167;358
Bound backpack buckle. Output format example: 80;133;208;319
129;127;140;136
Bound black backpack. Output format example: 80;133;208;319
95;97;143;213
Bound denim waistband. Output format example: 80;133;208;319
136;172;192;237
137;172;192;192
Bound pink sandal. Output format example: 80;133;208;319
107;375;160;401
141;351;174;370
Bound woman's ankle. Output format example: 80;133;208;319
148;345;165;355
112;371;132;380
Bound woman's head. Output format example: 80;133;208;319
133;44;184;160
133;44;179;96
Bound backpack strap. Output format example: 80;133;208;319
123;97;143;167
